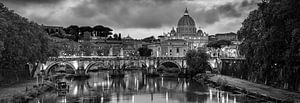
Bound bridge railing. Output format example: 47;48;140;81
48;56;186;61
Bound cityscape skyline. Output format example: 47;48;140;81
2;0;259;38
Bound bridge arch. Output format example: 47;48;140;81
85;62;110;73
45;62;76;75
159;61;181;69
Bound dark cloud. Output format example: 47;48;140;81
71;1;98;18
3;0;258;32
2;0;63;5
191;0;258;26
241;0;257;7
203;9;220;24
152;0;174;5
217;3;242;17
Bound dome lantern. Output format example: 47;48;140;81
184;8;189;15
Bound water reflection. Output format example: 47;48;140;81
30;71;253;103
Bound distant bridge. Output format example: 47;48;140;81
42;56;245;75
43;56;187;75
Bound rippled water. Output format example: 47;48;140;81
30;71;254;103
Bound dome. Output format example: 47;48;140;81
177;16;195;27
177;8;195;27
176;8;197;35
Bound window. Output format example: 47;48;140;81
177;48;179;53
170;49;172;52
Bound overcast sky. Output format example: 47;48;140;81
2;0;259;39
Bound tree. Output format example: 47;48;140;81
93;25;104;37
138;46;152;57
238;0;300;90
185;50;210;76
0;3;59;82
101;26;113;37
66;25;80;41
0;41;4;58
93;25;113;37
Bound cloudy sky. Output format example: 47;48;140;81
2;0;259;39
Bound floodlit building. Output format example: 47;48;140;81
150;8;209;57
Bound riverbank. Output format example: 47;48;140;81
194;74;300;102
0;80;53;103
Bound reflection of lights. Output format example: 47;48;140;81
222;95;225;103
183;82;187;90
134;77;137;88
132;95;135;103
209;89;212;100
58;96;67;103
161;77;164;87
101;96;104;103
166;92;169;103
136;80;139;90
226;93;228;103
217;91;219;102
234;97;236;103
73;85;78;95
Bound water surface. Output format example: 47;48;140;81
30;71;254;103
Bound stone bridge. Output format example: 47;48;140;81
43;56;187;75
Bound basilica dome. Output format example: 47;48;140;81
177;11;195;27
177;8;197;35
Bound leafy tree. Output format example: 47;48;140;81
93;25;113;37
93;25;104;37
0;41;4;58
0;3;60;82
185;50;210;76
237;0;300;90
138;46;152;57
101;27;113;37
66;25;80;41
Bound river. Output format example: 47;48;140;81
29;71;255;103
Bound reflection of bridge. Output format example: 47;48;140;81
43;56;187;75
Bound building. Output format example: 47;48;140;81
149;39;188;57
150;8;209;57
164;8;209;49
215;32;237;41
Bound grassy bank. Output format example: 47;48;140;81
193;74;300;102
0;80;53;103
